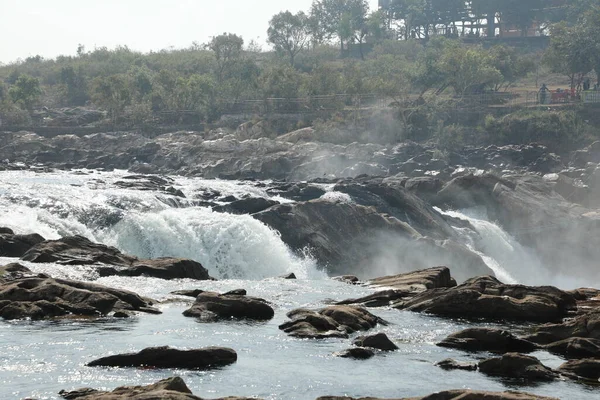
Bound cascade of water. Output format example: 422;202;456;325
0;170;323;280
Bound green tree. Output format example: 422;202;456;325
207;33;244;81
9;74;42;110
310;0;369;52
488;46;535;90
268;11;312;66
59;65;89;105
544;22;592;89
90;74;131;123
441;44;503;95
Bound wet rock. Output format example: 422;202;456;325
0;276;160;320
437;328;538;353
317;390;558;400
279;272;297;279
336;289;409;308
524;312;600;344
352;333;398;351
558;358;600;381
182;290;274;321
394;276;576;323
279;305;384;339
0;263;36;281
404;176;444;204
368;266;456;292
545;337;600;359
213;197;279;215
435;358;477;371
266;182;326;201
22;236;213;281
171;289;205;298
335;347;375;359
478;353;559;381
332;275;359;284
0;231;45;257
87;346;237;369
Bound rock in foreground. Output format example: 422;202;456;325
558;358;600;381
352;333;398;351
0;229;45;257
58;376;260;399
0;276;159;320
87;346;237;369
437;328;537;353
368;266;456;292
317;389;558;399
394;276;576;322
478;353;559;382
279;305;384;339
183;290;274;321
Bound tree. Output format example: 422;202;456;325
59;65;88;105
268;11;311;66
207;33;244;81
440;44;503;95
544;22;592;89
310;0;369;52
90;74;131;123
488;46;535;91
9;74;42;111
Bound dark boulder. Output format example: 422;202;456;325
213;197;279;215
524;312;600;344
335;347;375;360
279;272;297;279
317;390;558;400
0;231;45;257
99;258;211;281
332;275;359;284
0;276;159;320
545;337;600;359
58;377;200;400
368;266;456;292
478;353;559;381
266;182;326;201
279;305;384;339
182;290;274;321
435;358;477;371
171;289;205;298
352;333;398;351
394;276;576;323
0;263;36;281
558;358;600;381
87;346;237;369
336;289;409;308
437;328;538;353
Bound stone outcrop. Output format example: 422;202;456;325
524;312;600;344
87;346;237;369
437;328;537;353
558;358;600;381
21;235;212;280
335;347;375;360
477;353;559;381
368;267;456;292
545;337;600;359
352;333;398;351
0;276;160;320
279;305;384;339
0;229;45;257
394;276;576;322
213;197;279;215
182;290;274;321
435;358;477;371
317;389;559;400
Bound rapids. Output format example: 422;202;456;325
0;169;596;399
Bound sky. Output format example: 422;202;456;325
0;0;379;64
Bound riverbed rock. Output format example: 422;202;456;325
524;312;600;344
335;347;375;360
557;358;600;381
437;328;538;353
0;276;159;320
87;346;237;369
545;337;600;359
435;358;477;371
213;197;279;215
0;263;36;282
279;305;384;339
317;390;559;400
182;290;274;321
394;275;576;323
21;235;213;280
352;333;398;351
336;289;410;308
368;266;456;292
0;231;45;257
59;377;200;400
478;353;559;381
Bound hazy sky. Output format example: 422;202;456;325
1;0;379;64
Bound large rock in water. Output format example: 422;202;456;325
368;266;456;292
558;358;600;381
524;312;600;344
279;305;384;339
478;353;559;381
437;328;538;353
352;332;398;351
87;346;237;369
0;276;159;320
182;290;274;321
317;390;559;400
0;229;45;257
254;200;491;280
394;276;576;322
545;337;600;359
21;235;212;280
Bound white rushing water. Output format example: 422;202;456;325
0;170;596;400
